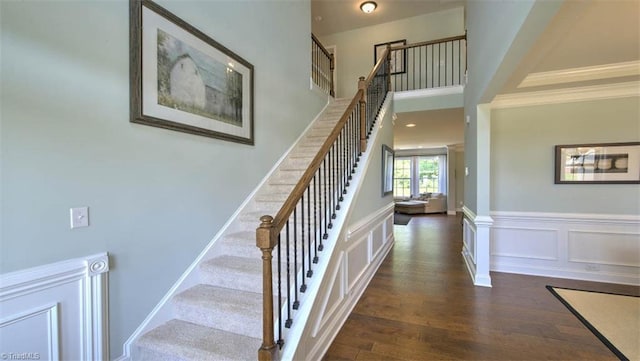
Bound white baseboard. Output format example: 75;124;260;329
0;253;110;361
491;211;640;285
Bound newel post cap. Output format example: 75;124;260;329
256;215;276;249
259;215;274;227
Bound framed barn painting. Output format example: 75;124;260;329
555;142;640;184
130;0;254;144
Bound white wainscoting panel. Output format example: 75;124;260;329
568;230;640;267
492;227;559;261
300;203;394;361
0;303;59;360
311;252;345;338
371;223;385;260
462;207;477;276
346;235;370;292
491;212;640;285
0;253;110;360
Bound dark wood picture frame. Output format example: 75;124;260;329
554;142;640;184
130;0;254;144
382;144;394;196
374;39;407;75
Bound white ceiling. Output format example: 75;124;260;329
393;108;464;150
311;0;640;151
311;0;464;37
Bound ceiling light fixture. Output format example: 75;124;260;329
360;1;377;14
406;123;416;127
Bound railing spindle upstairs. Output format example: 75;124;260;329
311;34;335;97
387;34;466;92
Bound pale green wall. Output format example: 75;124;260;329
491;97;640;214
0;0;325;358
348;102;394;223
464;0;562;214
319;8;464;98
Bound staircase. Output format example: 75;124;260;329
132;98;353;361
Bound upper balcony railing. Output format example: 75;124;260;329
388;34;466;92
311;34;335;96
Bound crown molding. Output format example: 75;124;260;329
491;81;640;109
518;61;640;88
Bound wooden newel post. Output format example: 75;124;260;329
256;215;277;361
358;76;367;154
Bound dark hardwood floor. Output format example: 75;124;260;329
323;214;639;360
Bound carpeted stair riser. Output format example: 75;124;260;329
255;188;347;203
133;319;259;361
269;169;305;185
241;209;340;236
217;228;324;258
199;255;304;294
172;285;264;339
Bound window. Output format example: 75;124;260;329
418;157;439;193
393;155;446;197
393;158;411;198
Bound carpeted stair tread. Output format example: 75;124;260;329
216;231;258;257
238;210;275;223
200;255;264;292
173;284;262;338
134;319;259;361
270;169;304;184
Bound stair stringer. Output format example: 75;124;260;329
118;95;331;360
276;94;395;361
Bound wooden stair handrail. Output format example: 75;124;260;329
257;46;391;361
390;34;466;51
365;47;390;85
311;33;333;59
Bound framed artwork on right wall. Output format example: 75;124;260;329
554;142;640;184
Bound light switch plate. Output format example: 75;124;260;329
70;207;89;229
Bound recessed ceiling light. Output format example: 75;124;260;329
405;123;416;127
360;1;377;14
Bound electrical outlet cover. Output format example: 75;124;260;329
70;207;89;229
